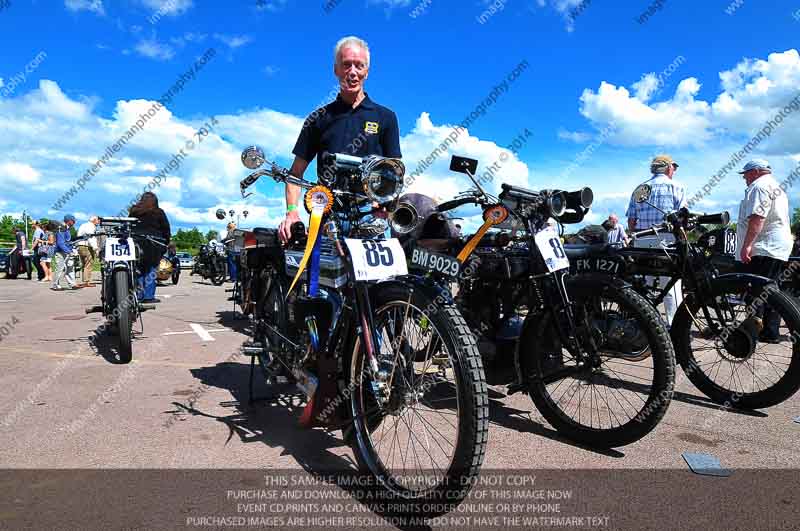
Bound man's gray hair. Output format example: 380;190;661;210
334;36;370;67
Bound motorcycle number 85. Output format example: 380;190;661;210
345;238;408;281
534;227;570;272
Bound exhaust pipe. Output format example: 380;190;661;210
388;201;419;235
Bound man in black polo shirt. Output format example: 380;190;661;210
279;35;402;242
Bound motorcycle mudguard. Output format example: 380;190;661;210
711;272;776;296
370;274;456;309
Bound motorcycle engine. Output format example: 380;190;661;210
594;312;651;360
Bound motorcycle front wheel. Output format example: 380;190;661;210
114;269;133;364
211;258;226;286
348;282;488;518
522;283;675;447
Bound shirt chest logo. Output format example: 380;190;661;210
364;121;379;135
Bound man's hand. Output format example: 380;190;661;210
279;210;301;243
740;243;753;264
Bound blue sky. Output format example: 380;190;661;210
1;0;798;233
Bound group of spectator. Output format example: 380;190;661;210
7;191;171;303
9;215;99;290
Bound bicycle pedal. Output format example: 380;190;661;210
85;305;103;314
140;304;156;311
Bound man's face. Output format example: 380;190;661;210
608;216;617;227
67;220;75;228
334;45;369;99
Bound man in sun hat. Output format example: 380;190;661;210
626;154;688;325
735;158;793;341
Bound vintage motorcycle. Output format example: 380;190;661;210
237;147;488;516
83;217;161;363
568;185;800;409
190;241;226;285
156;253;181;285
395;155;676;448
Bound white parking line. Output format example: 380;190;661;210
190;323;214;341
161;324;236;341
0;300;16;303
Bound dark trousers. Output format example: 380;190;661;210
227;251;239;282
737;256;786;337
32;252;45;280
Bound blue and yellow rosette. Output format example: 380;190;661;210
456;204;509;263
286;185;334;298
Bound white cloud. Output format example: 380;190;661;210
577;49;800;155
64;0;105;16
140;0;193;16
536;0;586;32
213;33;253;49
255;0;290;12
134;36;176;61
0;162;41;184
557;128;591;143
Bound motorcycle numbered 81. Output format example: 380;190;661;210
237;146;489;519
396;155;677;448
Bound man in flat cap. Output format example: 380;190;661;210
735;159;793;341
626;154;687;325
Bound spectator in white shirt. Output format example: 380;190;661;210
735;159;793;341
76;216;100;288
605;214;628;246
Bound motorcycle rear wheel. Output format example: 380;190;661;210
672;285;800;409
348;282;488;518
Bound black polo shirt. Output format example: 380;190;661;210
292;93;402;178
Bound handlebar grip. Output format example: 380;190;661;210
631;226;660;239
696;212;730;226
240;172;260;190
437;197;475;213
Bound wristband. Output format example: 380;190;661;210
286;204;298;213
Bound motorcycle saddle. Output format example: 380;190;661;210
563;243;613;259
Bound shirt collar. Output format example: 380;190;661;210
335;92;375;110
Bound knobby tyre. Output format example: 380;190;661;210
672;286;800;409
114;269;133;364
523;285;675;447
348;283;488;518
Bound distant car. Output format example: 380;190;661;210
176;252;194;269
0;248;9;276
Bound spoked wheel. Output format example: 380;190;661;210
523;285;675;447
672;283;800;409
211;259;226;286
114;269;133;364
348;283;488;518
255;274;289;383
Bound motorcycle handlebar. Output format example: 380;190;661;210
500;183;541;201
437;196;477;213
695;212;730;226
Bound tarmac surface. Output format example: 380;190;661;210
0;271;798;529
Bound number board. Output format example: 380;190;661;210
344;238;408;281
574;257;621;275
533;227;570;272
410;247;461;278
104;237;136;262
723;230;737;255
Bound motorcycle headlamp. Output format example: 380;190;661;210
547;191;567;218
361;155;405;204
